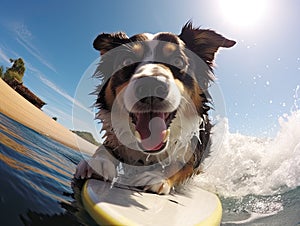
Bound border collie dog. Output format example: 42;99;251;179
75;22;235;194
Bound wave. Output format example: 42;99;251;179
195;110;300;197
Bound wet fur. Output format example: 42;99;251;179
75;22;235;194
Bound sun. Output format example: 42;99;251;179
219;0;268;27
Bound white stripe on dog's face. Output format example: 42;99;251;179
132;63;170;80
123;32;184;114
142;40;158;63
124;63;181;113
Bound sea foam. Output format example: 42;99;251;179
195;110;300;197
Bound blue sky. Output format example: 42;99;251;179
0;0;299;139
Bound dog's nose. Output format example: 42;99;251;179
134;76;169;102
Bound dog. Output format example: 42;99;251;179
75;22;235;194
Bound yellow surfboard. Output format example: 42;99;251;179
82;179;222;226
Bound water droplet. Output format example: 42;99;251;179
146;154;150;162
158;155;171;169
111;176;118;188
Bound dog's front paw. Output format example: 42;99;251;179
74;157;116;181
132;172;171;195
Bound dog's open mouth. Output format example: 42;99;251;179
130;111;176;153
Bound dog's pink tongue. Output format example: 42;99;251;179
136;112;167;151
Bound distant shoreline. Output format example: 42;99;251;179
0;78;97;154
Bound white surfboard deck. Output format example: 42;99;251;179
82;179;222;226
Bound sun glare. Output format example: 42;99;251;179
219;0;268;27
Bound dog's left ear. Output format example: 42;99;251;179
179;22;236;65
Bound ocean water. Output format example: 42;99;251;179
0;110;299;226
196;110;300;225
0;113;96;226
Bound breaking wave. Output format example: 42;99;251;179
196;110;300;197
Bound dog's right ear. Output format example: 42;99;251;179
93;32;129;55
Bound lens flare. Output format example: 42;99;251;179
219;0;268;27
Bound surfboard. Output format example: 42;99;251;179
82;179;222;226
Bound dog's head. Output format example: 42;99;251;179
94;22;235;156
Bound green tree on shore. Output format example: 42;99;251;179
1;58;26;83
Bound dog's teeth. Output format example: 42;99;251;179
134;131;142;143
163;129;170;143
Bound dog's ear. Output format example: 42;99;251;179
93;32;129;55
179;22;236;65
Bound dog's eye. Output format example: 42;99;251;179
122;58;134;67
172;57;185;69
114;55;136;71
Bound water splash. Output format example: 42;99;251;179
195;110;300;197
292;85;300;112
